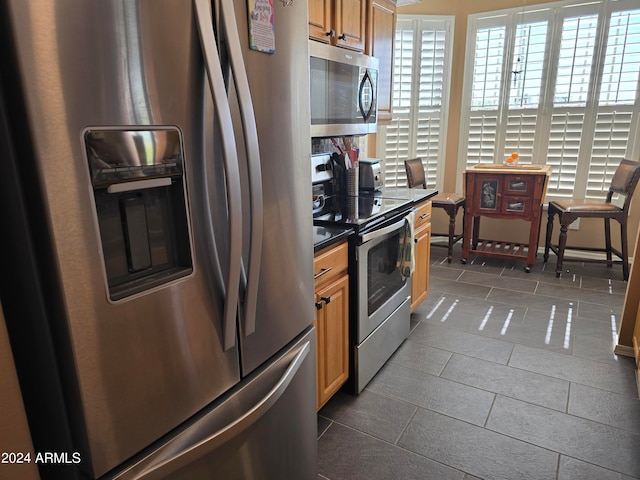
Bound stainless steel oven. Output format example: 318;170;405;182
353;213;411;393
312;156;413;394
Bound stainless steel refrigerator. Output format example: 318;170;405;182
0;0;316;479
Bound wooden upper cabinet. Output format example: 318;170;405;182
309;0;333;45
335;0;367;51
309;0;366;52
367;0;396;124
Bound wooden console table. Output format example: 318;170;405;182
462;164;551;272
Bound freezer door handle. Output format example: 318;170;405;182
194;0;243;351
220;0;263;337
122;341;310;480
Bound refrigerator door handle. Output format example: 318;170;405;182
127;341;310;480
219;0;263;337
194;0;243;351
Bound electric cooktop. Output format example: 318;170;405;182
313;192;414;232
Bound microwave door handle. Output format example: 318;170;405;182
194;0;243;351
358;70;374;122
220;0;263;337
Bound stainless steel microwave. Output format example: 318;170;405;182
309;41;378;138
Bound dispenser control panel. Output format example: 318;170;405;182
85;129;184;187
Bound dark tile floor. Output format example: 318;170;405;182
317;245;640;480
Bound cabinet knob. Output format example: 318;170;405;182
315;301;324;310
326;29;335;37
338;32;346;40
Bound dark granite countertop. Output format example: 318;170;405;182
313;225;353;252
312;188;435;252
380;187;438;205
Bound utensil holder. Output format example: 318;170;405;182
345;195;358;219
345;167;359;196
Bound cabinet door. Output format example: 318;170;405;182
367;0;396;124
335;0;366;51
475;175;502;213
315;274;349;410
411;221;431;312
309;0;333;44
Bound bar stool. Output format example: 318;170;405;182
404;158;465;263
544;158;640;280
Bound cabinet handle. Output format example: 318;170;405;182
326;29;335;37
314;267;333;280
338;32;346;40
419;213;431;220
314;296;331;310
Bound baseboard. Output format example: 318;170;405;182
535;247;633;264
614;344;635;357
441;242;634;263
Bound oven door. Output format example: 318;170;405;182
356;216;411;343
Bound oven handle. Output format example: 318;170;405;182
359;217;406;243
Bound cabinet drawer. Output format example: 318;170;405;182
414;200;432;229
504;175;533;195
501;196;532;217
314;241;348;286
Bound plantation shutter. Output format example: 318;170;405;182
587;9;640;198
382;16;453;189
384;23;414;186
459;0;640;201
504;20;548;164
545;12;598;198
467;24;506;166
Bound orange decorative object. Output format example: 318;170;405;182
504;151;519;165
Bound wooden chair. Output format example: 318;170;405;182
544;158;640;280
404;158;465;263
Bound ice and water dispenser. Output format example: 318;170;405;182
84;128;193;301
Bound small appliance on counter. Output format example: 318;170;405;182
358;158;383;192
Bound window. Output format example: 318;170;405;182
378;16;454;189
459;0;640;200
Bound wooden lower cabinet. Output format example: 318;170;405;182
411;200;432;312
314;241;350;410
